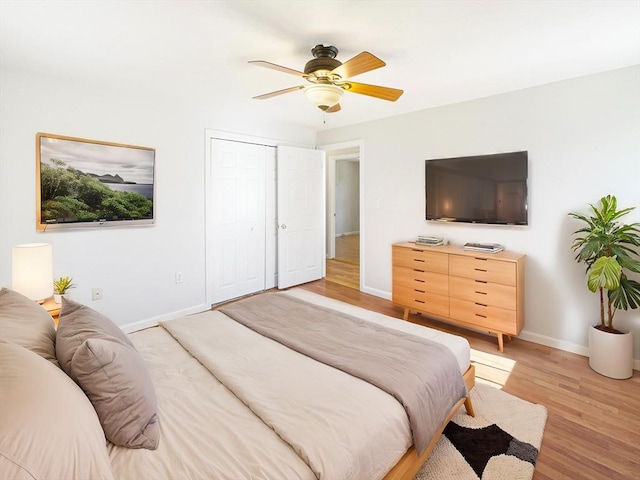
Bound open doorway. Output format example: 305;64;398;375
321;142;362;290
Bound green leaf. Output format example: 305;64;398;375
587;256;621;292
608;278;640;311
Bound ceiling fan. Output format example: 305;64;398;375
249;44;404;113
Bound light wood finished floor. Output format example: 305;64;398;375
298;279;640;480
326;234;360;289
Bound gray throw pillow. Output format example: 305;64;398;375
0;287;58;365
71;338;159;449
56;297;159;450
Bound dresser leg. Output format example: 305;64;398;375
403;307;409;321
497;333;504;352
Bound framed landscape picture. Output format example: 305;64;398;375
36;133;156;230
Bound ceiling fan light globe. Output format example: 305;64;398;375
305;84;343;110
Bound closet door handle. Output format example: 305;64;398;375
280;224;287;229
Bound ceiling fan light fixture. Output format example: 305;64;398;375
305;84;343;111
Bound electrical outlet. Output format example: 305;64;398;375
92;288;103;301
175;272;184;284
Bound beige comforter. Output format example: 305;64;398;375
219;293;466;456
108;290;471;480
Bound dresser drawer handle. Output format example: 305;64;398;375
475;257;488;261
414;259;425;263
413;269;425;273
475;279;487;284
415;289;425;294
475;291;487;295
475;313;487;318
475;302;487;307
415;299;425;304
475;268;487;272
415;279;425;283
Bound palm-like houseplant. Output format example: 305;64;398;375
569;195;640;332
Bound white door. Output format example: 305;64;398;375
209;139;271;303
277;145;325;289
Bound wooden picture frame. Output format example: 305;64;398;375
36;132;155;231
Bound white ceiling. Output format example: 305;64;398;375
2;0;639;131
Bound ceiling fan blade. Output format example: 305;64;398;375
338;81;403;101
248;60;307;77
253;85;305;100
330;52;385;79
325;103;341;113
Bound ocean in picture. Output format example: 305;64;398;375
106;183;154;200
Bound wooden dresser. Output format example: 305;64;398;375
392;242;525;351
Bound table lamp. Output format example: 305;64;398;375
12;243;53;303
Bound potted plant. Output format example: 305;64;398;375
53;276;75;303
569;195;640;379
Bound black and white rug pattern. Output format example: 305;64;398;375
415;383;547;480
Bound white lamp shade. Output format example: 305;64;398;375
305;84;344;110
12;243;53;302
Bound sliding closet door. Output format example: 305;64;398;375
209;139;273;304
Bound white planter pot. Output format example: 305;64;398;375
589;326;633;379
53;294;63;304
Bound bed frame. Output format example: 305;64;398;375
383;364;476;480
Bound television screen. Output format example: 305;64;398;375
425;151;528;225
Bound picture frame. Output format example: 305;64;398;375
36;132;156;231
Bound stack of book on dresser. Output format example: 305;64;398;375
415;235;447;246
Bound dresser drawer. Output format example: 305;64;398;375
393;284;449;318
392;246;448;274
449;297;518;334
449;255;516;285
449;276;516;310
392;266;449;296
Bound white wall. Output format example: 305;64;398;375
335;160;360;235
0;69;314;328
317;66;640;360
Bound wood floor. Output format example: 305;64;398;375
299;279;640;480
326;234;360;289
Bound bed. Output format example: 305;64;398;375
0;287;475;480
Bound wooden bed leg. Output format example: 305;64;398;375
463;364;476;417
497;333;504;352
403;307;409;321
464;396;475;417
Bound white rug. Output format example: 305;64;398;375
414;383;547;480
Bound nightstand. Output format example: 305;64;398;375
41;298;60;327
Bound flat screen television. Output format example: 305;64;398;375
425;151;528;225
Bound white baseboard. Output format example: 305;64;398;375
519;330;640;372
124;296;640;373
362;285;391;300
121;303;210;334
517;330;589;357
362;286;640;372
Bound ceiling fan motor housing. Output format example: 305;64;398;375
304;45;342;76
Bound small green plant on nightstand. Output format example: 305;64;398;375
53;276;75;301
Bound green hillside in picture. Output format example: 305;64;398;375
40;159;153;223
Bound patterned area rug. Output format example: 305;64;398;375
415;383;547;480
